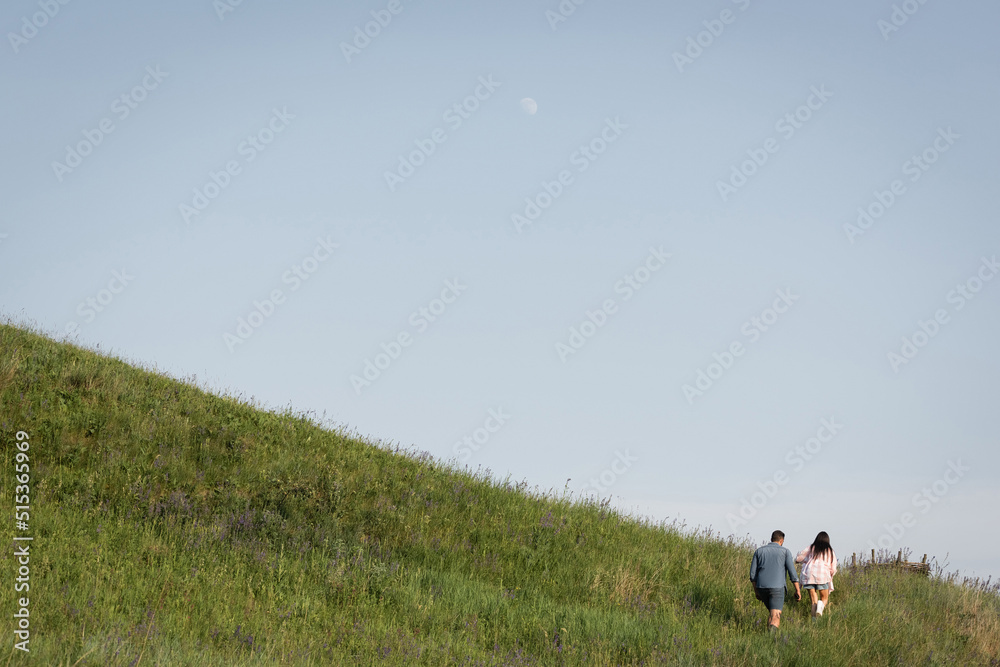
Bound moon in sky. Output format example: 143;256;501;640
520;98;538;115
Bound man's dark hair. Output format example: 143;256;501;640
771;530;785;542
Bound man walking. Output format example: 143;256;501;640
749;530;801;632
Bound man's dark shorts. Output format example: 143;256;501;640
755;587;785;611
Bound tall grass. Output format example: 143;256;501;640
1;322;997;665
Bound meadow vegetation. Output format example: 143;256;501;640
0;322;997;665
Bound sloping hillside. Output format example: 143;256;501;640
0;323;997;665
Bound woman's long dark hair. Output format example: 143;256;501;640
811;531;833;561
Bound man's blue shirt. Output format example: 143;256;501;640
749;542;799;588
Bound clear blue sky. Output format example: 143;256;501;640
2;0;998;580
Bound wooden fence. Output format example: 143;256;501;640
850;549;930;576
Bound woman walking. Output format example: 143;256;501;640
796;531;837;618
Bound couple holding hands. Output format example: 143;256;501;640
749;529;837;631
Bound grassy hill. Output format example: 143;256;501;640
1;323;998;665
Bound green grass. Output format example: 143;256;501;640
1;321;998;665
